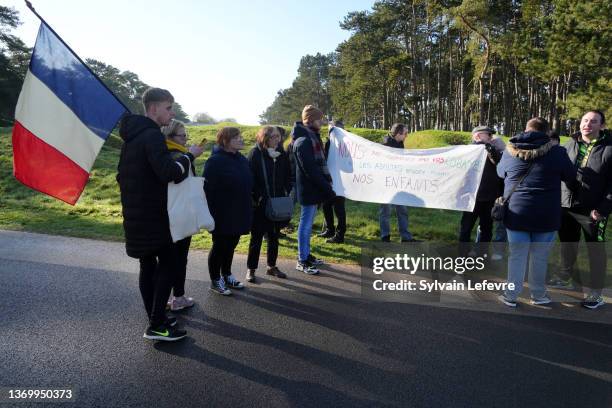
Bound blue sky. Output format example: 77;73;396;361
5;0;376;124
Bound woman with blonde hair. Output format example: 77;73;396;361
160;119;197;311
245;126;292;282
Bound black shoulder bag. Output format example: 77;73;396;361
260;149;294;222
491;162;535;222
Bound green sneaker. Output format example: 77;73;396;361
143;324;186;342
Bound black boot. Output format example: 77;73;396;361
326;232;344;244
318;228;335;238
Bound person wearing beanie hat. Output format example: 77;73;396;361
302;105;324;125
289;105;335;275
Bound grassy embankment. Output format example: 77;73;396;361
0;125;597;265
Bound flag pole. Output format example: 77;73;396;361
24;0;132;114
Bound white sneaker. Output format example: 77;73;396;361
296;260;319;275
531;295;552;305
491;253;503;261
170;295;195;311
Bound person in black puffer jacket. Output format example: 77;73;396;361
203;127;253;296
245;126;292;282
496;117;577;308
555;110;611;309
117;88;204;341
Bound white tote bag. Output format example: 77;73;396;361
167;170;215;242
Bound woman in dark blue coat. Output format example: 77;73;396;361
203;127;253;296
496;118;577;307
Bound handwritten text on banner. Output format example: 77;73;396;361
327;128;487;212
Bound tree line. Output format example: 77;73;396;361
0;6;188;127
260;0;611;136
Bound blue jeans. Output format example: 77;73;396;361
504;229;556;301
297;204;317;262
379;204;412;240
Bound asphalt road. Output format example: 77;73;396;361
0;230;610;408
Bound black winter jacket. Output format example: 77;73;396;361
248;145;292;227
561;131;612;217
475;142;504;202
382;135;404;149
291;122;335;205
248;145;291;204
117;115;193;258
203;147;253;236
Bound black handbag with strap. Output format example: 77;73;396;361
491;162;535;222
259;148;294;222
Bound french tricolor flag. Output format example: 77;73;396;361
12;22;128;205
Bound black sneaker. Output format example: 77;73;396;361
307;254;324;265
381;235;391;242
266;266;287;279
582;295;605;310
143;324;187;342
296;260;319;275
318;229;335;238
326;233;344;244
165;316;177;327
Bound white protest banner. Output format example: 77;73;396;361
327;128;488;212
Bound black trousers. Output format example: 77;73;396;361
459;200;494;255
247;211;279;270
208;233;241;281
138;244;176;327
172;236;191;297
558;208;607;291
322;196;346;234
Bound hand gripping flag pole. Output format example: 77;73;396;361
12;1;131;205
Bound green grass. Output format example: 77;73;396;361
0;125;606;265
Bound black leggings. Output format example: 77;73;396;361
558;209;607;291
208;233;241;281
139;244;176;327
322;196;346;233
172;237;191;297
247;213;279;270
459;200;494;255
